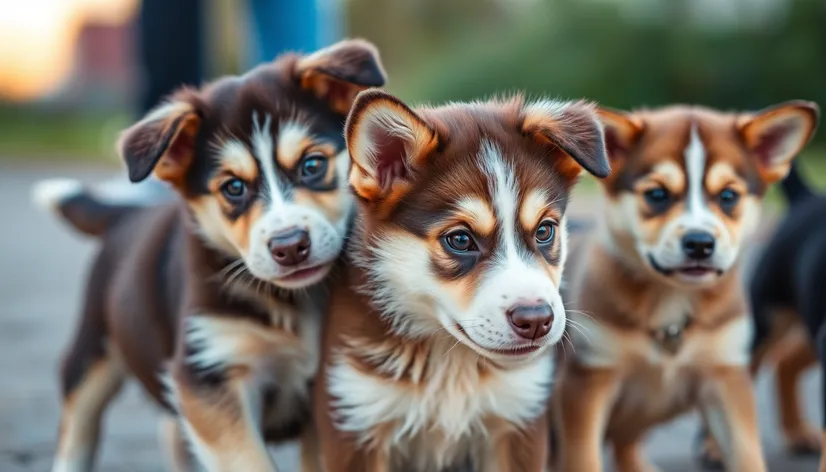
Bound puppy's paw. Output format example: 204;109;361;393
694;434;725;470
786;427;822;456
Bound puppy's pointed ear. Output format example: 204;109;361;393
522;100;611;180
296;39;387;114
345;90;439;205
118;98;201;186
597;107;644;166
737;100;819;183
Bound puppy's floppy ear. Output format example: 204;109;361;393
597;107;644;165
296;39;387;114
118;98;201;186
522;100;611;180
345;89;438;205
737;100;819;183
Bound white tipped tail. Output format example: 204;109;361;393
31;178;85;213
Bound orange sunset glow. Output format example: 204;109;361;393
0;0;137;101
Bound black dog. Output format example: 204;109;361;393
749;160;826;466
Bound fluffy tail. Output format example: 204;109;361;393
31;178;139;237
779;161;816;206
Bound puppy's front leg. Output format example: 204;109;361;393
554;367;621;472
299;419;322;472
168;314;276;472
171;367;275;472
699;366;766;472
482;414;549;472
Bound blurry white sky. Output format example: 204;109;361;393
0;0;136;101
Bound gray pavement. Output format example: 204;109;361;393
0;165;820;471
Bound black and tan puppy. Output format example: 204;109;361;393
32;40;385;472
314;90;610;471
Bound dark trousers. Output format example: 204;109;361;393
137;0;204;114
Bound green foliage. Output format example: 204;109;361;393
358;0;826;145
0;106;128;162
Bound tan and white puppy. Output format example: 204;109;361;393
314;90;611;471
553;101;819;472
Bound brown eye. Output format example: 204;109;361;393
444;230;478;253
535;221;555;244
221;178;247;202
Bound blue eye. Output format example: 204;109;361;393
299;153;328;184
719;188;740;207
644;187;670;204
535;221;556;244
221;178;247;201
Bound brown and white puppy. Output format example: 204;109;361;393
33;40;385;472
314;90;610;471
554;101;819;472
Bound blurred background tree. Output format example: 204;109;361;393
0;0;824;162
369;0;826;117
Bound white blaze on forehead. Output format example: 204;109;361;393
277;122;311;166
683;123;712;221
481;141;523;265
251;112;286;205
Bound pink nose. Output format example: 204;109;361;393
506;303;554;340
268;228;311;266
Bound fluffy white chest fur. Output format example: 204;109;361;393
182;295;322;428
327;338;553;470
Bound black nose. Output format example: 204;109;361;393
682;231;715;260
506;303;554;340
268;228;311;266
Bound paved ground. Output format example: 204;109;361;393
0;165;820;471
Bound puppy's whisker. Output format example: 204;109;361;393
444;338;464;357
565;308;597;323
566;320;592;342
562;331;576;354
213;259;245;282
566;317;593;330
224;265;249;288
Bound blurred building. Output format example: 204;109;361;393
54;21;136;110
0;0;137;109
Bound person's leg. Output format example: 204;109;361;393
138;0;204;114
247;0;340;66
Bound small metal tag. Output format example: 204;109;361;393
651;318;690;355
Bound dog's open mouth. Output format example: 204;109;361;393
648;255;723;278
275;262;332;286
455;324;543;357
678;267;717;277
